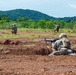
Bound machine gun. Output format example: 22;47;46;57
42;38;59;49
44;38;59;43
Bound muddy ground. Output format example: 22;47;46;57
0;31;76;75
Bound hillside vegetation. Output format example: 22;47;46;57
0;9;55;21
0;9;76;30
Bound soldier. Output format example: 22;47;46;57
11;24;17;34
49;33;73;55
54;24;60;32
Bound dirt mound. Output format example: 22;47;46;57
10;40;21;45
34;47;51;55
0;38;52;55
3;39;11;45
0;47;51;55
0;39;52;55
2;39;21;45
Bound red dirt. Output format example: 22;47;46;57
0;36;76;75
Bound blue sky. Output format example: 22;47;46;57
0;0;76;17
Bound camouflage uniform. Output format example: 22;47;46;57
49;48;72;55
11;24;17;34
54;25;60;32
49;33;72;56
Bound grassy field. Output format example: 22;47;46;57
0;28;75;38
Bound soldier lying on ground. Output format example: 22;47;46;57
48;33;76;55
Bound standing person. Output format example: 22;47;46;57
49;33;73;55
54;24;60;32
11;24;17;34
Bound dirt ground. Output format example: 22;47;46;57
0;32;76;75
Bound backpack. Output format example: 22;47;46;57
61;38;71;49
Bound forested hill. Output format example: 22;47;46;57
0;9;76;21
0;9;55;21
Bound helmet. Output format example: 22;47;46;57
59;33;67;38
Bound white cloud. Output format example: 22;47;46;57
69;4;76;8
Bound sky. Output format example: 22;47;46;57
0;0;76;18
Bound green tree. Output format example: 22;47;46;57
0;14;10;22
37;20;46;29
46;20;54;29
73;24;76;32
16;17;29;22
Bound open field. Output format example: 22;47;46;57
0;28;76;75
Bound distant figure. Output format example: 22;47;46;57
54;24;60;32
11;24;17;34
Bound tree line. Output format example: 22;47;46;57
0;14;76;30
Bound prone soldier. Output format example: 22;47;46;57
44;33;76;55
